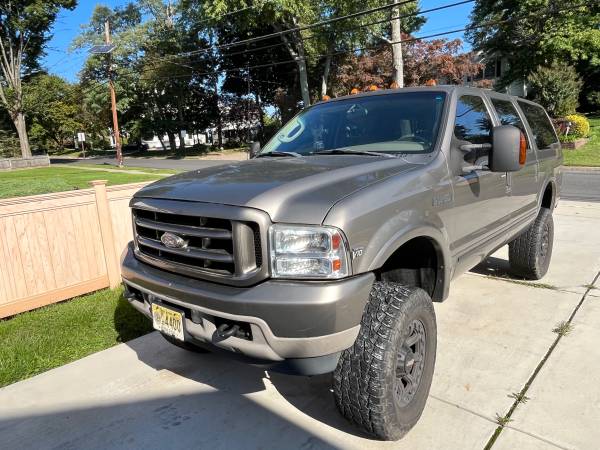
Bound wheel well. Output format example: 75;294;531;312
376;237;444;301
541;183;554;209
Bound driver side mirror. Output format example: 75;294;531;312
490;125;527;172
248;141;261;159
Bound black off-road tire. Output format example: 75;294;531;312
508;208;554;280
161;334;210;353
333;282;437;441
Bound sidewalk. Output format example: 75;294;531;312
0;201;598;450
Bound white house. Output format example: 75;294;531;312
465;53;528;97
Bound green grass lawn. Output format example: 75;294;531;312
52;145;247;159
563;116;600;167
0;288;153;388
0;166;164;200
74;163;179;175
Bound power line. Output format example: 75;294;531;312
139;0;473;74
63;0;594;110
150;0;418;62
110;0;586;85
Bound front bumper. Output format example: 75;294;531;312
121;244;374;374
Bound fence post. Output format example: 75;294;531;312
90;180;120;288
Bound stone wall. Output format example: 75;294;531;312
0;155;50;170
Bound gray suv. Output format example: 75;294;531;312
122;86;562;440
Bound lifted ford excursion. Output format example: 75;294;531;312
122;86;562;440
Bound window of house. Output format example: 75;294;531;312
518;101;558;149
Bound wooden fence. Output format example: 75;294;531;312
0;180;151;319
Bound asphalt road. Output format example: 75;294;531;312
561;171;600;202
51;156;240;171
51;157;600;202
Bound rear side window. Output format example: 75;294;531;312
454;95;493;144
518;101;558;149
491;98;530;148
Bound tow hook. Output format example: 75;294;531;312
216;323;240;339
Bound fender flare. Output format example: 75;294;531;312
367;224;451;301
539;178;557;209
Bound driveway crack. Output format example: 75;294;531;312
483;270;600;449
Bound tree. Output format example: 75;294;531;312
23;74;81;150
0;0;76;157
334;37;482;94
466;0;600;97
75;1;219;153
200;0;414;108
527;63;582;117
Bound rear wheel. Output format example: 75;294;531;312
161;334;210;353
333;282;437;440
509;208;554;280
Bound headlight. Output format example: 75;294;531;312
269;224;350;279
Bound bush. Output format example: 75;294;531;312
559;134;578;143
586;91;600;111
527;63;582;117
565;114;591;138
0;130;20;158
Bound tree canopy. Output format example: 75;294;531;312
0;0;542;153
467;0;600;109
0;0;77;157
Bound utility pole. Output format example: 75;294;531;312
391;0;404;88
105;20;123;166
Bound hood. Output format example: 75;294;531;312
134;155;420;223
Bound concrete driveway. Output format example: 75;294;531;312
0;200;598;450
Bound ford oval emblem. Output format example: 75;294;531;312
160;232;187;249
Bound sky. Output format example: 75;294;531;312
42;0;475;83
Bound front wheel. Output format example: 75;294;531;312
333;282;437;441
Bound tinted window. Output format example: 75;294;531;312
518;101;558;149
454;95;493;144
491;98;530;147
261;92;447;155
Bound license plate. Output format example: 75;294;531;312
152;303;185;341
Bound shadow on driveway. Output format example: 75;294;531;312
124;332;369;440
470;256;514;278
0;330;370;450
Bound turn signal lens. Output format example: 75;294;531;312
519;132;527;165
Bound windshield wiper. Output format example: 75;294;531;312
256;151;302;158
311;149;395;158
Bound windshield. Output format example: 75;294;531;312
261;91;446;156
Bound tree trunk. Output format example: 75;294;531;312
13;112;31;158
297;56;311;107
276;23;311;107
321;54;332;98
177;96;186;153
255;92;264;140
391;0;404;87
178;130;186;153
167;131;177;152
157;134;167;151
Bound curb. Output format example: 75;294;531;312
561;166;600;173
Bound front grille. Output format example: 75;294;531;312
132;206;263;283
